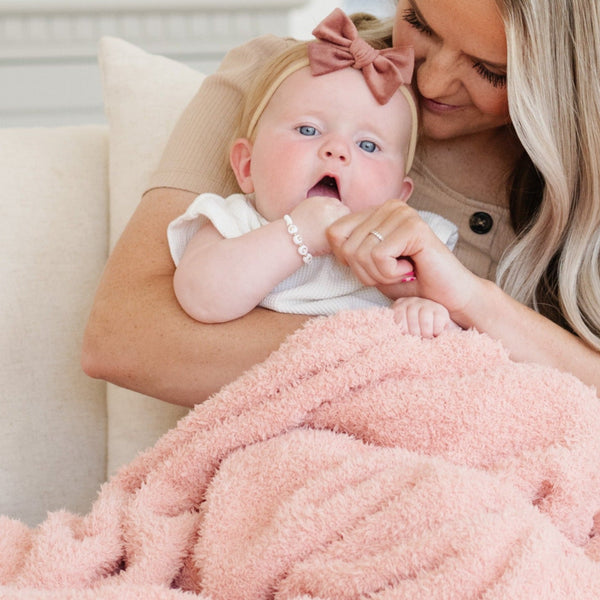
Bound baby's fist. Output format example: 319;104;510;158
290;196;350;255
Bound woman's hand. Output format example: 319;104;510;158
327;199;480;326
328;198;600;395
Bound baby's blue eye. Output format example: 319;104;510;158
297;125;318;136
358;140;378;153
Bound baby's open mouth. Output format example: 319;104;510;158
306;176;340;200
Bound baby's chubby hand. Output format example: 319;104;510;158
392;297;461;338
290;196;350;255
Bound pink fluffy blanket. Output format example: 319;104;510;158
3;308;600;599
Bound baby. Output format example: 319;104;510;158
168;9;458;336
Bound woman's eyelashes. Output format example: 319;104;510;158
472;62;507;88
402;7;507;88
402;7;432;36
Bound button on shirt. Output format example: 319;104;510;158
408;157;516;282
469;212;494;235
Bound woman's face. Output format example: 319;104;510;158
393;0;510;141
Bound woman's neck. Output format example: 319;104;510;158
418;127;521;207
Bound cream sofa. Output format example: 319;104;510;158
0;38;208;526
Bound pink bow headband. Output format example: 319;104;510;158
308;8;415;106
246;9;418;171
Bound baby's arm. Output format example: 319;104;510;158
174;219;308;323
173;196;349;323
391;297;461;338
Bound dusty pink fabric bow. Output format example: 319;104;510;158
308;8;414;105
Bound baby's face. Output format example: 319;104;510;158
247;66;414;221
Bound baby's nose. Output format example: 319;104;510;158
319;137;351;163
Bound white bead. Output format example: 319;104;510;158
282;214;313;266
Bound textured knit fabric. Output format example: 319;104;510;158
167;192;457;315
3;310;600;598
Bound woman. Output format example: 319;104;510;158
82;0;600;406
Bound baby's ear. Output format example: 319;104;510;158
230;138;254;194
399;176;414;202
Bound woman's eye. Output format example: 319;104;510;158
297;125;318;136
472;62;507;88
402;8;432;36
403;5;506;89
358;140;378;153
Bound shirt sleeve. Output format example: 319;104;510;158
166;193;266;265
418;210;459;251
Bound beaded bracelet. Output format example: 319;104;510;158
283;214;313;265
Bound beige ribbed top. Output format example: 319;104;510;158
148;35;515;281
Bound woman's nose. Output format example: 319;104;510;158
319;136;351;164
416;47;461;99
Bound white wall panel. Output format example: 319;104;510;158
0;0;309;126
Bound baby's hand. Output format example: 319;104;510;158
392;297;461;338
290;197;350;255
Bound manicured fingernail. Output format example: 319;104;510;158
400;271;416;283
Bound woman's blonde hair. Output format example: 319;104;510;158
494;0;600;349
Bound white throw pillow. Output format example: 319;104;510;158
98;37;202;474
98;36;206;246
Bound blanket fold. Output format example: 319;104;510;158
2;308;600;599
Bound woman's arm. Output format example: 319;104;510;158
83;35;305;406
455;278;600;391
81;187;308;407
327;200;600;392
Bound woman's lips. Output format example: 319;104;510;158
421;96;462;114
